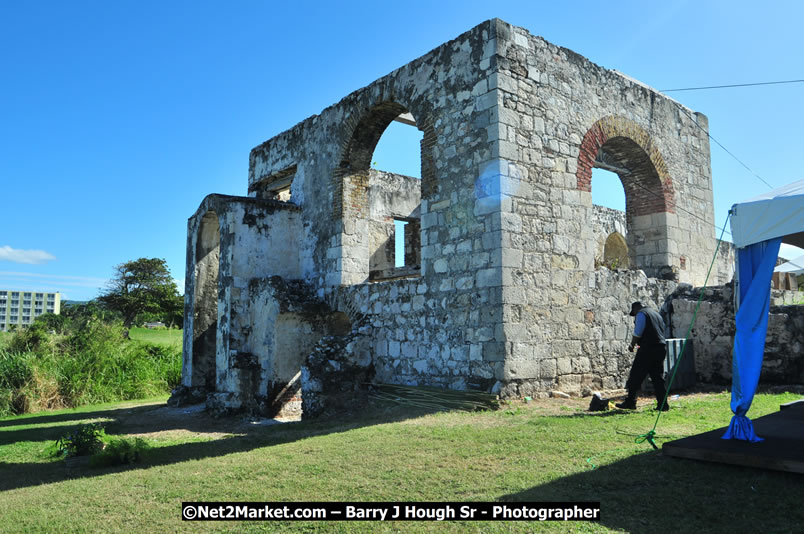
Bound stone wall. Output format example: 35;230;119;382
489;19;716;396
669;284;804;385
367;169;421;279
590;205;736;283
325;266;678;398
178;18;731;415
713;241;735;285
591;206;628;268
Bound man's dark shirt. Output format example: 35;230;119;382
635;308;666;347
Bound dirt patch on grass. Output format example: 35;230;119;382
104;401;298;441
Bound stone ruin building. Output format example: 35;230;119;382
170;18;734;417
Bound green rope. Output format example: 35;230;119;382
635;430;658;450
640;213;732;448
586;215;733;467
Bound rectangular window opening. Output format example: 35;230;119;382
394;219;408;268
249;165;296;202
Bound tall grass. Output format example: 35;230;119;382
0;319;181;417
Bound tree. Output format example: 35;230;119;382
98;258;183;328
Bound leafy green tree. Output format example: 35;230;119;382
32;311;71;334
98;258;183;328
60;300;122;329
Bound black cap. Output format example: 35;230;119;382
629;301;644;316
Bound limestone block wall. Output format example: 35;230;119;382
592;206;627;243
178;18;728;402
486;20;716;396
714;241;735;285
500;269;677;397
325;268;678;397
248;20;511;381
591;206;628;268
331;276;503;392
367;169;421;278
671;284;804;385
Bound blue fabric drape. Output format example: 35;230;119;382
722;237;782;442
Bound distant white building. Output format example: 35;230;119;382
0;290;61;331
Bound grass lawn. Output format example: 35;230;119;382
128;327;182;347
0;391;802;533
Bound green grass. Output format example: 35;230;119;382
0;392;802;533
128;327;182;347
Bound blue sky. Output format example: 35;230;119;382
1;0;802;300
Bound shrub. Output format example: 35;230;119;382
0;307;182;417
56;423;106;458
0;351;35;415
91;437;150;467
32;312;70;334
7;322;57;354
0;350;34;390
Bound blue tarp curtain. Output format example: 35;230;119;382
722;237;782;442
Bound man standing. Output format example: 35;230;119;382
616;301;669;411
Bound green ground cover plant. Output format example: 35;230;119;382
0;391;801;533
91;435;151;467
54;422;107;457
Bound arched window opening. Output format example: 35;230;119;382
192;210;220;390
343;104;424;281
603;231;629;270
591;167;625;212
578;117;675;279
592;167;628;269
592;141;670;276
371;116;422;178
249;165;296;202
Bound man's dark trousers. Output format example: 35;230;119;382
625;343;667;403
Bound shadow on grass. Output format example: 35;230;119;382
0;404;171;444
499;449;804;534
0;399;446;492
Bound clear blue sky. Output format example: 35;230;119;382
2;0;802;300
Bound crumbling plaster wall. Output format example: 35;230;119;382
236;277;348;417
181;195;303;400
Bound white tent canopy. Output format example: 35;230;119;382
730;179;804;249
774;254;804;275
724;179;804;442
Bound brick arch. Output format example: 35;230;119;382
338;101;409;171
331;90;435;285
333;93;436;211
576;116;675;216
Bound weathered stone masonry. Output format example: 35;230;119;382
173;19;730;415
